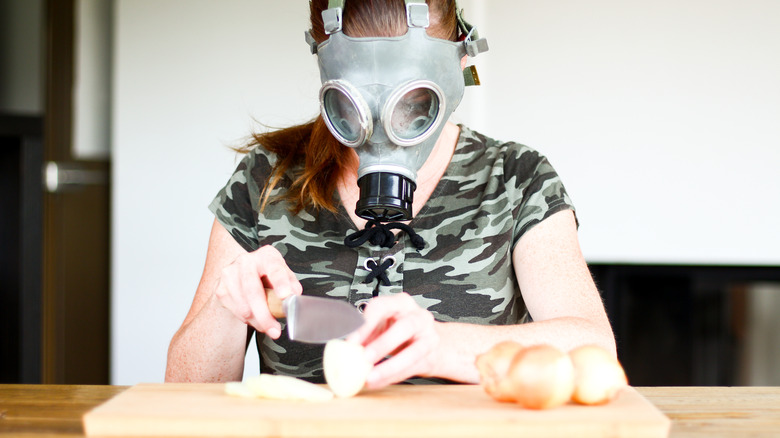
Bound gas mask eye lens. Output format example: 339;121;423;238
391;88;438;140
383;80;445;147
320;81;372;147
323;88;361;142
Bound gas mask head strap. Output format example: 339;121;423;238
307;0;488;64
321;0;428;35
456;5;488;57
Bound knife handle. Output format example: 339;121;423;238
265;290;286;319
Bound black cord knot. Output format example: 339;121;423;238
344;220;426;250
408;233;426;251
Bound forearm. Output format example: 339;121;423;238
165;293;248;383
428;317;616;384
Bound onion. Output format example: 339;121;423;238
238;374;334;402
224;381;256;398
569;345;628;405
505;345;575;410
323;339;372;398
475;341;525;402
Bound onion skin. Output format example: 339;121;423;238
475;341;525;402
504;345;575;410
569;345;628;405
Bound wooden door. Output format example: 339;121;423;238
41;0;110;384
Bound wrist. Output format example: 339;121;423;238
423;321;481;384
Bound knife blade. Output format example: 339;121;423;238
267;292;365;343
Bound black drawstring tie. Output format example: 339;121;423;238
345;220;425;291
364;258;393;288
344;220;426;250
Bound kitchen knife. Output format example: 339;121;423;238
267;292;364;343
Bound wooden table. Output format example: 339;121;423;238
1;385;778;437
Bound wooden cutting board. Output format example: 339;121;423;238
83;383;670;437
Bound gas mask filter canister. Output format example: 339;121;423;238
306;0;488;222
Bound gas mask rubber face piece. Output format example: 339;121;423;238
307;1;487;222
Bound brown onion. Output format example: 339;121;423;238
569;345;628;405
505;345;575;409
475;341;525;402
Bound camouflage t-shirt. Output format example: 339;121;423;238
209;125;575;382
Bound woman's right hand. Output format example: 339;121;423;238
213;245;302;339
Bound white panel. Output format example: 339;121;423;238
73;0;113;159
465;0;780;265
112;0;318;385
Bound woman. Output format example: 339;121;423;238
165;0;616;390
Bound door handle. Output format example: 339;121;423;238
44;161;108;193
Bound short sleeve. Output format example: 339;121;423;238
504;144;576;247
208;150;263;252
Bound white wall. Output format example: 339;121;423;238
112;0;780;384
112;0;319;384
73;0;113;159
459;0;780;265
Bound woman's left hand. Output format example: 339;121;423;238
346;292;440;389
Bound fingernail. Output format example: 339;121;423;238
268;327;282;339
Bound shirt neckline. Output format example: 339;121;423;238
334;124;468;233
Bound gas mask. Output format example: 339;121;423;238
306;0;488;222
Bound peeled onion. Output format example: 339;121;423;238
323;339;372;398
475;341;525;402
505;345;575;410
569;345;628;405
